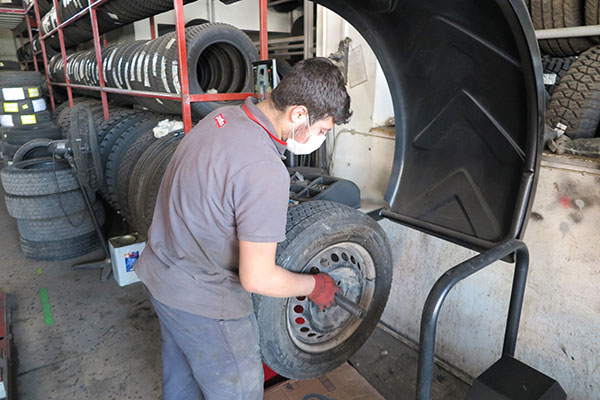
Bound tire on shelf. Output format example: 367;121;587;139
546;45;600;138
542;56;577;96
162;23;257;117
531;0;593;57
17;202;105;241
137;136;181;234
253;201;393;379
0;158;79;196
127;132;181;231
104;118;162;210
116;129;159;221
19;230;99;261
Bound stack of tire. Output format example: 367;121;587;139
47;23;257;117
88;106;181;234
0;71;61;162
0;158;103;261
40;0;196;51
525;0;600;156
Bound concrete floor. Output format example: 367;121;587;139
0;187;469;399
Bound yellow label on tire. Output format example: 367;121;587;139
3;102;18;113
20;114;37;125
27;88;40;98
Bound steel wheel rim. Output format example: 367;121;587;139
286;242;376;353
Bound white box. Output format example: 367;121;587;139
108;233;146;287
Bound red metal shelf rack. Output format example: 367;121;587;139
8;3;40;72
26;0;269;133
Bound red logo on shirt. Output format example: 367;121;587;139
214;114;227;128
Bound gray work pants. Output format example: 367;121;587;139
147;292;264;400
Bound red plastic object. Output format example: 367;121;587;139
263;363;279;382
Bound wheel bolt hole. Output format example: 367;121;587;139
307;333;316;337
311;266;321;274
331;254;339;262
300;327;309;333
341;252;348;261
294;305;304;313
351;256;356;264
295;317;305;324
317;335;324;339
337;281;341;286
296;296;306;301
357;262;361;270
319;258;329;268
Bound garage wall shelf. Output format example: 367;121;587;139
21;0;270;133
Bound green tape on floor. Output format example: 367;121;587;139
40;288;54;326
36;268;42;275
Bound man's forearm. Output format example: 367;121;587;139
241;263;316;298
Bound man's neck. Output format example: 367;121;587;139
256;98;284;140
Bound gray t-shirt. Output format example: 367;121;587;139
134;97;290;319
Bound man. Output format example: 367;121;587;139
135;57;352;399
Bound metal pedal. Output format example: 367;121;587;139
466;355;566;400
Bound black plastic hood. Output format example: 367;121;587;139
226;0;544;251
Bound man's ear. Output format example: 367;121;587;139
290;105;308;123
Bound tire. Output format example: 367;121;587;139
1;141;20;160
546;45;600;138
0;158;79;196
116;129;159;220
12;138;53;162
0;71;42;87
98;111;157;170
128;132;179;230
104;119;159;210
137;137;181;234
271;0;301;12
0;60;21;71
585;0;600;43
1;124;62;145
19;230;99;261
0;111;51;128
543;56;577;95
0;86;42;102
253;201;393;379
4;188;95;219
166;23;257;117
1;98;46;114
17;202;105;241
531;0;592;57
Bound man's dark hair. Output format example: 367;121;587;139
271;57;352;125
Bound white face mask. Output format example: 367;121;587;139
286;113;327;155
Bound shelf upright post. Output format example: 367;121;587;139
89;0;109;120
150;16;156;40
173;0;193;133
32;0;56;111
25;14;39;72
259;0;268;60
52;0;74;107
17;33;27;70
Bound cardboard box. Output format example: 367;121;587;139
264;363;384;400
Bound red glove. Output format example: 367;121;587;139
308;273;341;310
